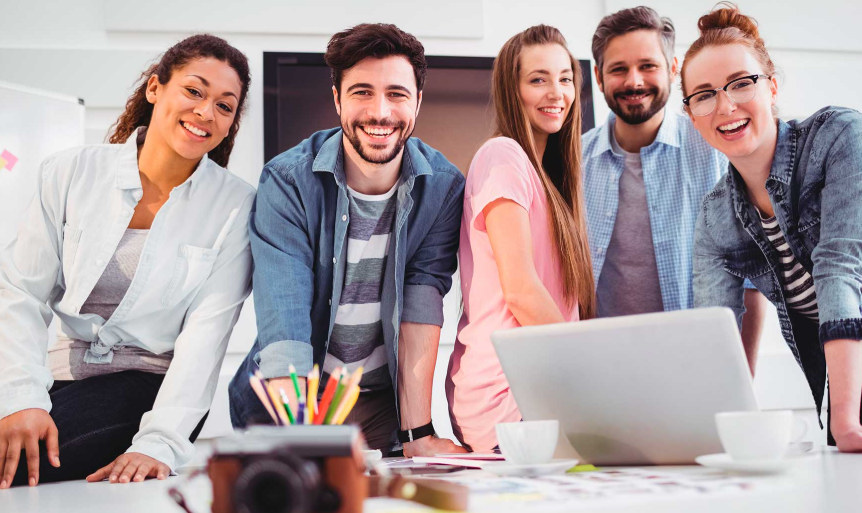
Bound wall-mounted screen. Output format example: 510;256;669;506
263;52;595;174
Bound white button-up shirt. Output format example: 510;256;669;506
0;128;255;470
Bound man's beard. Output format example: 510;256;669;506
342;117;411;165
605;83;669;125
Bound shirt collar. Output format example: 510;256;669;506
767;119;793;185
311;128;432;185
590;109;680;158
116;126;211;198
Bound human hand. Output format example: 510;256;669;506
0;408;60;488
831;421;862;453
402;436;468;458
86;452;170;483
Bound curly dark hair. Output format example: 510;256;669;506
324;23;427;97
107;34;250;168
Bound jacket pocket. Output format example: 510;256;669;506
161;244;218;309
723;246;771;280
61;224;83;283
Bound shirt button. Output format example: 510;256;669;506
342;215;347;222
95;259;104;266
332;257;337;264
597;248;604;255
133;191;142;200
328;299;332;305
605;211;612;217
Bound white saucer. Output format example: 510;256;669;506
484;459;579;477
695;452;813;474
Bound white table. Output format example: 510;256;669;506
2;448;860;513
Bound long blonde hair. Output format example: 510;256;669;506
491;24;596;320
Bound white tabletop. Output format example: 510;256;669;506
2;448;860;513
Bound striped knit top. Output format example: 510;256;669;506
759;213;819;321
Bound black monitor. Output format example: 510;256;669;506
263;52;595;174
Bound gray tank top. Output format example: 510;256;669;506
49;229;173;380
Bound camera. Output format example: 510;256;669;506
208;425;368;513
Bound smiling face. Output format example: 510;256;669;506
597;30;675;126
146;57;241;162
518;43;576;142
333;55;421;166
683;44;778;160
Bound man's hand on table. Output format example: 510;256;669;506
402;435;468;457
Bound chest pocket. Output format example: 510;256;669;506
160;207;239;309
161;244;218;308
723;246;771;281
61;224;83;286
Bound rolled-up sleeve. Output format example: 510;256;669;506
127;192;254;470
402;176;465;327
0;156;65;419
811;112;862;346
248;165;316;378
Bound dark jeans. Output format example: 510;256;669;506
230;380;398;452
11;370;207;486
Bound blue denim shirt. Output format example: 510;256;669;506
693;106;862;415
229;128;465;426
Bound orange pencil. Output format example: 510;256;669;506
248;373;278;424
314;367;342;425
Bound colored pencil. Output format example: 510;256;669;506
248;373;279;424
324;371;349;424
277;388;296;425
330;367;362;424
314;367;342;425
264;381;291;425
334;386;360;425
288;364;302;400
307;365;320;423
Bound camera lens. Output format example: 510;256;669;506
233;453;320;513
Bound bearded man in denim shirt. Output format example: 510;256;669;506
229;23;466;457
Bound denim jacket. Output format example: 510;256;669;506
229;128;465;425
693;106;862;415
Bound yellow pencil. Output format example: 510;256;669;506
334;386;360;425
307;365;320;424
331;367;363;424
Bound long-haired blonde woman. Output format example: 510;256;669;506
446;25;595;452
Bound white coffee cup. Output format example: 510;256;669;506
715;410;806;461
495;420;559;465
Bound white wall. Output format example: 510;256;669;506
3;0;859;443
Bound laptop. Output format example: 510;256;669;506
492;307;759;465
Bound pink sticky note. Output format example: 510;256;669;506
1;150;17;171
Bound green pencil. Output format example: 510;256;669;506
323;372;349;424
288;364;302;400
278;388;296;425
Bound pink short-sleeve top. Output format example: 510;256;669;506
446;137;579;452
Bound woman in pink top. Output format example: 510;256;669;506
446;25;597;451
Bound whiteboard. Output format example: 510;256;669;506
0;81;85;246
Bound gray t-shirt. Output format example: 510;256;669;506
48;229;173;380
596;124;665;317
322;184;397;391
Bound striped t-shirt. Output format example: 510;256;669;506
759;213;819;321
323;183;397;391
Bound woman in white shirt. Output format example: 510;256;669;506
0;34;255;487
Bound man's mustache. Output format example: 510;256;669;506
613;87;658;99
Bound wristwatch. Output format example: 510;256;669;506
397;421;435;443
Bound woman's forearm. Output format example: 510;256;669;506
824;338;862;429
505;282;567;327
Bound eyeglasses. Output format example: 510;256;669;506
682;74;770;117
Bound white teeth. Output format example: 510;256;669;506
540;107;563;114
183;122;208;137
363;127;394;137
718;119;749;132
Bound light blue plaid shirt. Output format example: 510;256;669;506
582;110;728;312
